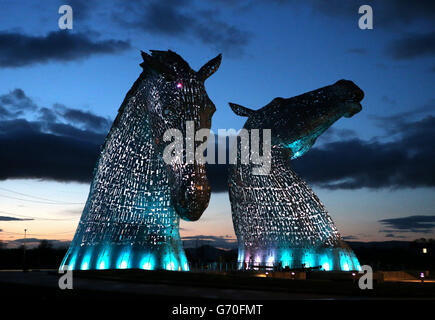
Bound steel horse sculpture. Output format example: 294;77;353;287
60;50;221;271
229;80;364;271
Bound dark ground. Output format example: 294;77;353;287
1;268;435;301
0;239;433;305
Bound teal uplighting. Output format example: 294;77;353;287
59;249;71;271
280;250;293;268
352;256;362;271
320;254;332;271
117;247;132;269
81;250;93;270
302;250;315;268
66;252;77;271
97;248;111;270
140;253;155;270
340;252;352;271
163;252;178;271
179;255;189;271
237;249;244;264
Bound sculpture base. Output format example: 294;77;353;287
59;242;189;272
237;245;361;272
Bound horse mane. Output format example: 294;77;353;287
148;50;193;74
99;50;186;153
99;68;149;154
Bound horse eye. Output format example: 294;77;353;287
176;82;183;89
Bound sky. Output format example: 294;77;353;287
0;0;434;249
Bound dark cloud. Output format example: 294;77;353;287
0;118;42;134
371;0;435;27
386;32;435;60
44;122;105;144
0;216;34;221
369;99;434;125
1;89;433;191
379;215;435;234
206;113;435;191
139;0;194;36
114;0;250;56
272;0;435;62
316;127;358;143
0;89;38;119
0;89;107;183
38;107;58;123
54;103;111;132
0;125;101;182
0;89;37;110
292;115;435;189
274;0;435;27
0;31;131;68
4;110;433;189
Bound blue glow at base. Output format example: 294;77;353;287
163;252;178;271
340;252;352;271
117;247;132;269
60;248;76;271
280;250;293;268
179;255;190;271
237;249;245;264
237;248;362;272
80;249;93;270
352;256;362;271
140;253;155;270
320;254;332;271
97;248;111;270
68;254;77;270
302;250;315;268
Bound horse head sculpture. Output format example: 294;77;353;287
60;50;221;271
230;80;363;158
228;80;364;271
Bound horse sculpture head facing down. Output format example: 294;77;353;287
60;50;221;271
139;50;221;221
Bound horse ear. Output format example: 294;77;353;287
229;102;255;117
140;50;176;80
197;54;222;81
